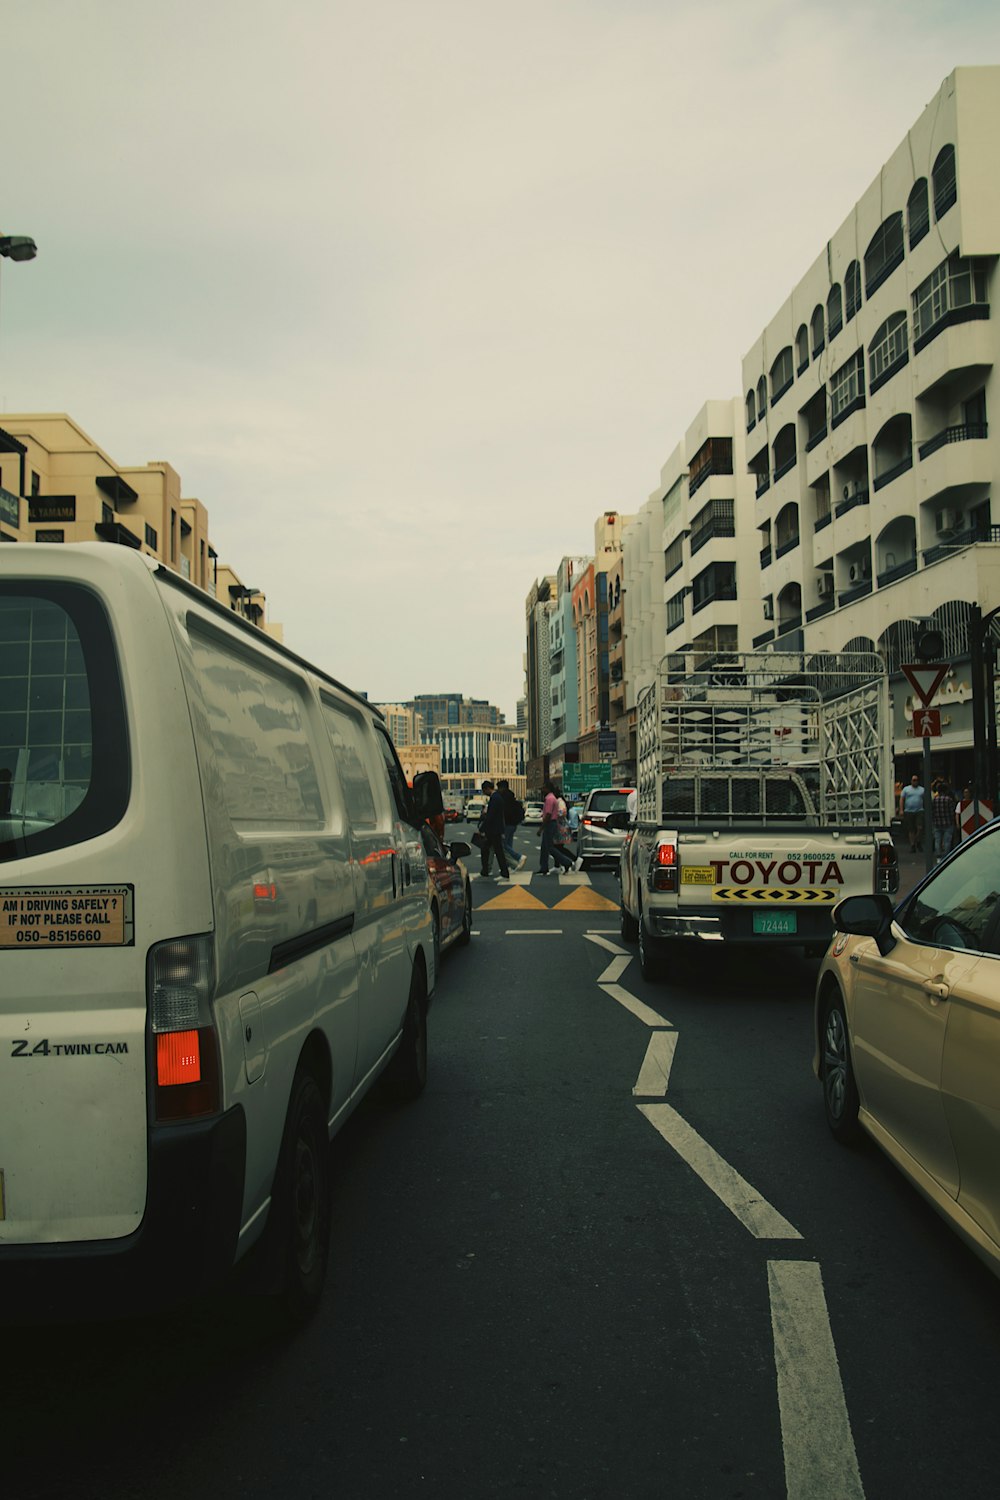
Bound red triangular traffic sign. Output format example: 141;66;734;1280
900;662;949;707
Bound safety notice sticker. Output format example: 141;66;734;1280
0;886;134;948
681;867;718;885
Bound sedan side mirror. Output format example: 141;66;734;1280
832;893;897;956
450;841;472;860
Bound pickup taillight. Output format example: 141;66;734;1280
652;839;679;892
876;840;900;895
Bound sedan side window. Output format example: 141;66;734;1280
899;832;1000;953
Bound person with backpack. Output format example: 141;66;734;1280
498;778;527;869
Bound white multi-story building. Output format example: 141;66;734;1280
548;555;589;782
742;65;1000;786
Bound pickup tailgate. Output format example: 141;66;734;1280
676;831;879;939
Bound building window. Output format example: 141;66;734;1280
746;389;756;430
831;349;865;426
845;261;862;322
932;144;957;221
826;285;843;340
145;523;158;550
772;424;797;482
912;254;989;348
810;305;825;358
102;502;114;525
864;213;904;298
664;535;684;580
690;498;735;555
795;324;809;374
666;589;686;632
769;347;794;405
756;375;767;418
30;471;40;497
868;312;908;391
907;178;929;249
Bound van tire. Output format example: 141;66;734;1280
272;1069;331;1325
384;962;428;1101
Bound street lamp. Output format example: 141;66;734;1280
0;235;38;263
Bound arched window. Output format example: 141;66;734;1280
907;178;929;249
868;312;908;391
826;285;843;340
746;389;756;430
811;305;825;357
845;261;862;321
864;213;904;297
796;324;809;373
772;424;797;482
933;145;957;220
775;503;800;554
770;346;794;404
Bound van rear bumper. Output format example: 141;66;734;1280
0;1105;246;1321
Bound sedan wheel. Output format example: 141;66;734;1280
822;995;861;1143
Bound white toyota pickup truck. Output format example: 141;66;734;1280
619;650;899;979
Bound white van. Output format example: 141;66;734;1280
0;544;442;1322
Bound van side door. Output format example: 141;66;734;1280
320;700;412;1083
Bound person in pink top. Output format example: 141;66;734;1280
539;779;576;875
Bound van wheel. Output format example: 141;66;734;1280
456;884;472;946
272;1070;330;1325
385;963;428;1101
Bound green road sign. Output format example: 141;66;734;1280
562;764;614;795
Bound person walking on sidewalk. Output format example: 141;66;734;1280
931;779;957;863
899;774;925;853
538;779;578;875
478;779;511;881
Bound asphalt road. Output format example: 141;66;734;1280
5;825;1000;1500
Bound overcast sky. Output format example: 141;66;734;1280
3;1;999;720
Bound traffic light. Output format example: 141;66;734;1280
914;622;945;661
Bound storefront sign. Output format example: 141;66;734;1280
28;496;76;524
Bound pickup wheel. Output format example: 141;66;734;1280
637;902;662;982
620;895;638;942
821;992;861;1143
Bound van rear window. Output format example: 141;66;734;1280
0;584;129;862
588;790;631;814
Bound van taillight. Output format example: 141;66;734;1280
148;934;221;1121
653;840;679;892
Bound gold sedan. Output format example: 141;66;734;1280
814;821;1000;1277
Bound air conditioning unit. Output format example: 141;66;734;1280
843;484;851;501
762;598;774;619
935;508;964;534
818;574;834;597
848;560;870;584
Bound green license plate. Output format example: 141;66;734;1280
753;911;797;935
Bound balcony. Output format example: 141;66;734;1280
691;584;737;615
753;629;775;647
876;556;918;587
759;545;772;569
918;421;988;461
755;472;771;499
814;511;832;533
690;519;736;556
774;624;804;650
774;533;800;560
838;579;873;607
834;486;869;518
872;454;913;492
806;598;835;622
922;522;1000;568
773;453;797;484
94;520;142;549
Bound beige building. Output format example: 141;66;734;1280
0;412;279;637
